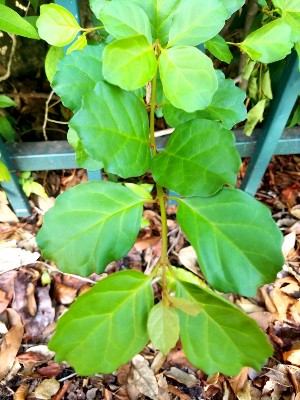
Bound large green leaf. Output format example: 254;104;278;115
220;0;245;18
49;270;153;375
167;0;227;47
36;4;81;47
163;70;247;130
89;0;106;17
52;44;105;112
176;280;273;375
273;0;300;41
0;4;39;39
177;188;284;296
159;47;218;112
70;81;150;177
131;0;181;46
102;35;157;90
240;19;293;63
244;99;267;136
100;0;152;44
204;34;233;64
147;302;179;355
151;119;240;197
36;181;147;276
67;128;103;171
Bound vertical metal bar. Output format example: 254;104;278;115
240;51;300;195
0;139;32;217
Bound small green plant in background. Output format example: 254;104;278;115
0;0;297;377
19;171;48;198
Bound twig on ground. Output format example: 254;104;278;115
0;33;17;82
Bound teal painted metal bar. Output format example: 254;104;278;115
0;139;32;217
240;51;300;195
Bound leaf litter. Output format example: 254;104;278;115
0;155;299;399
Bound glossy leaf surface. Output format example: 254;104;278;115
37;4;81;47
177;188;284;296
100;0;152;44
163;70;246;129
147;302;179;355
176;281;273;375
240;19;293;63
273;0;300;41
102;35;157;90
220;0;245;18
67;128;103;171
0;4;39;39
205;35;233;63
168;0;227;47
52;45;105;112
37;181;146;276
49;270;153;375
159;47;218;112
132;0;181;46
151;119;240;196
70;81;150;177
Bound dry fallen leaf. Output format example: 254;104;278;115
34;378;60;399
163;367;199;388
0;248;40;274
129;354;159;400
0;308;24;381
0;191;18;223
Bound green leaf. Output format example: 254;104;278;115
67;128;103;171
29;0;39;12
0;116;16;142
36;4;81;47
22;181;48;198
240;19;293;63
124;183;152;200
287;104;300;128
244;99;267;136
131;0;181;46
0;159;10;182
52;44;105;112
89;0;107;18
295;42;300;71
163;70;247;130
273;0;300;41
70;81;151;178
220;0;245;18
170;297;202;317
159;47;218;113
151;119;241;197
176;280;273;375
262;66;273;99
100;0;152;44
242;60;256;80
36;181;147;276
66;34;87;54
49;270;153;375
45;46;64;84
177;188;284;296
167;0;227;47
147;302;179;355
0;4;39;39
102;35;157;90
0;95;17;108
204;34;233;63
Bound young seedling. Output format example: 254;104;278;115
2;0;298;377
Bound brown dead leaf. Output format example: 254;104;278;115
229;367;249;394
157;374;171;400
282;184;299;209
14;383;29;400
282;232;297;258
0;270;17;312
290;205;300;220
0;308;24;381
129;354;159;400
0;192;18;223
283;342;300;366
36;363;63;378
0;248;40;273
269;287;300;324
167;385;192;400
34;378;60;399
134;236;160;252
163;367;199;388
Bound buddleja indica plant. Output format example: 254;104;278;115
4;0;299;376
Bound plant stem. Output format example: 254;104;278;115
149;71;158;157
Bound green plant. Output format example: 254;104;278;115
1;0;296;376
19;171;48;198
